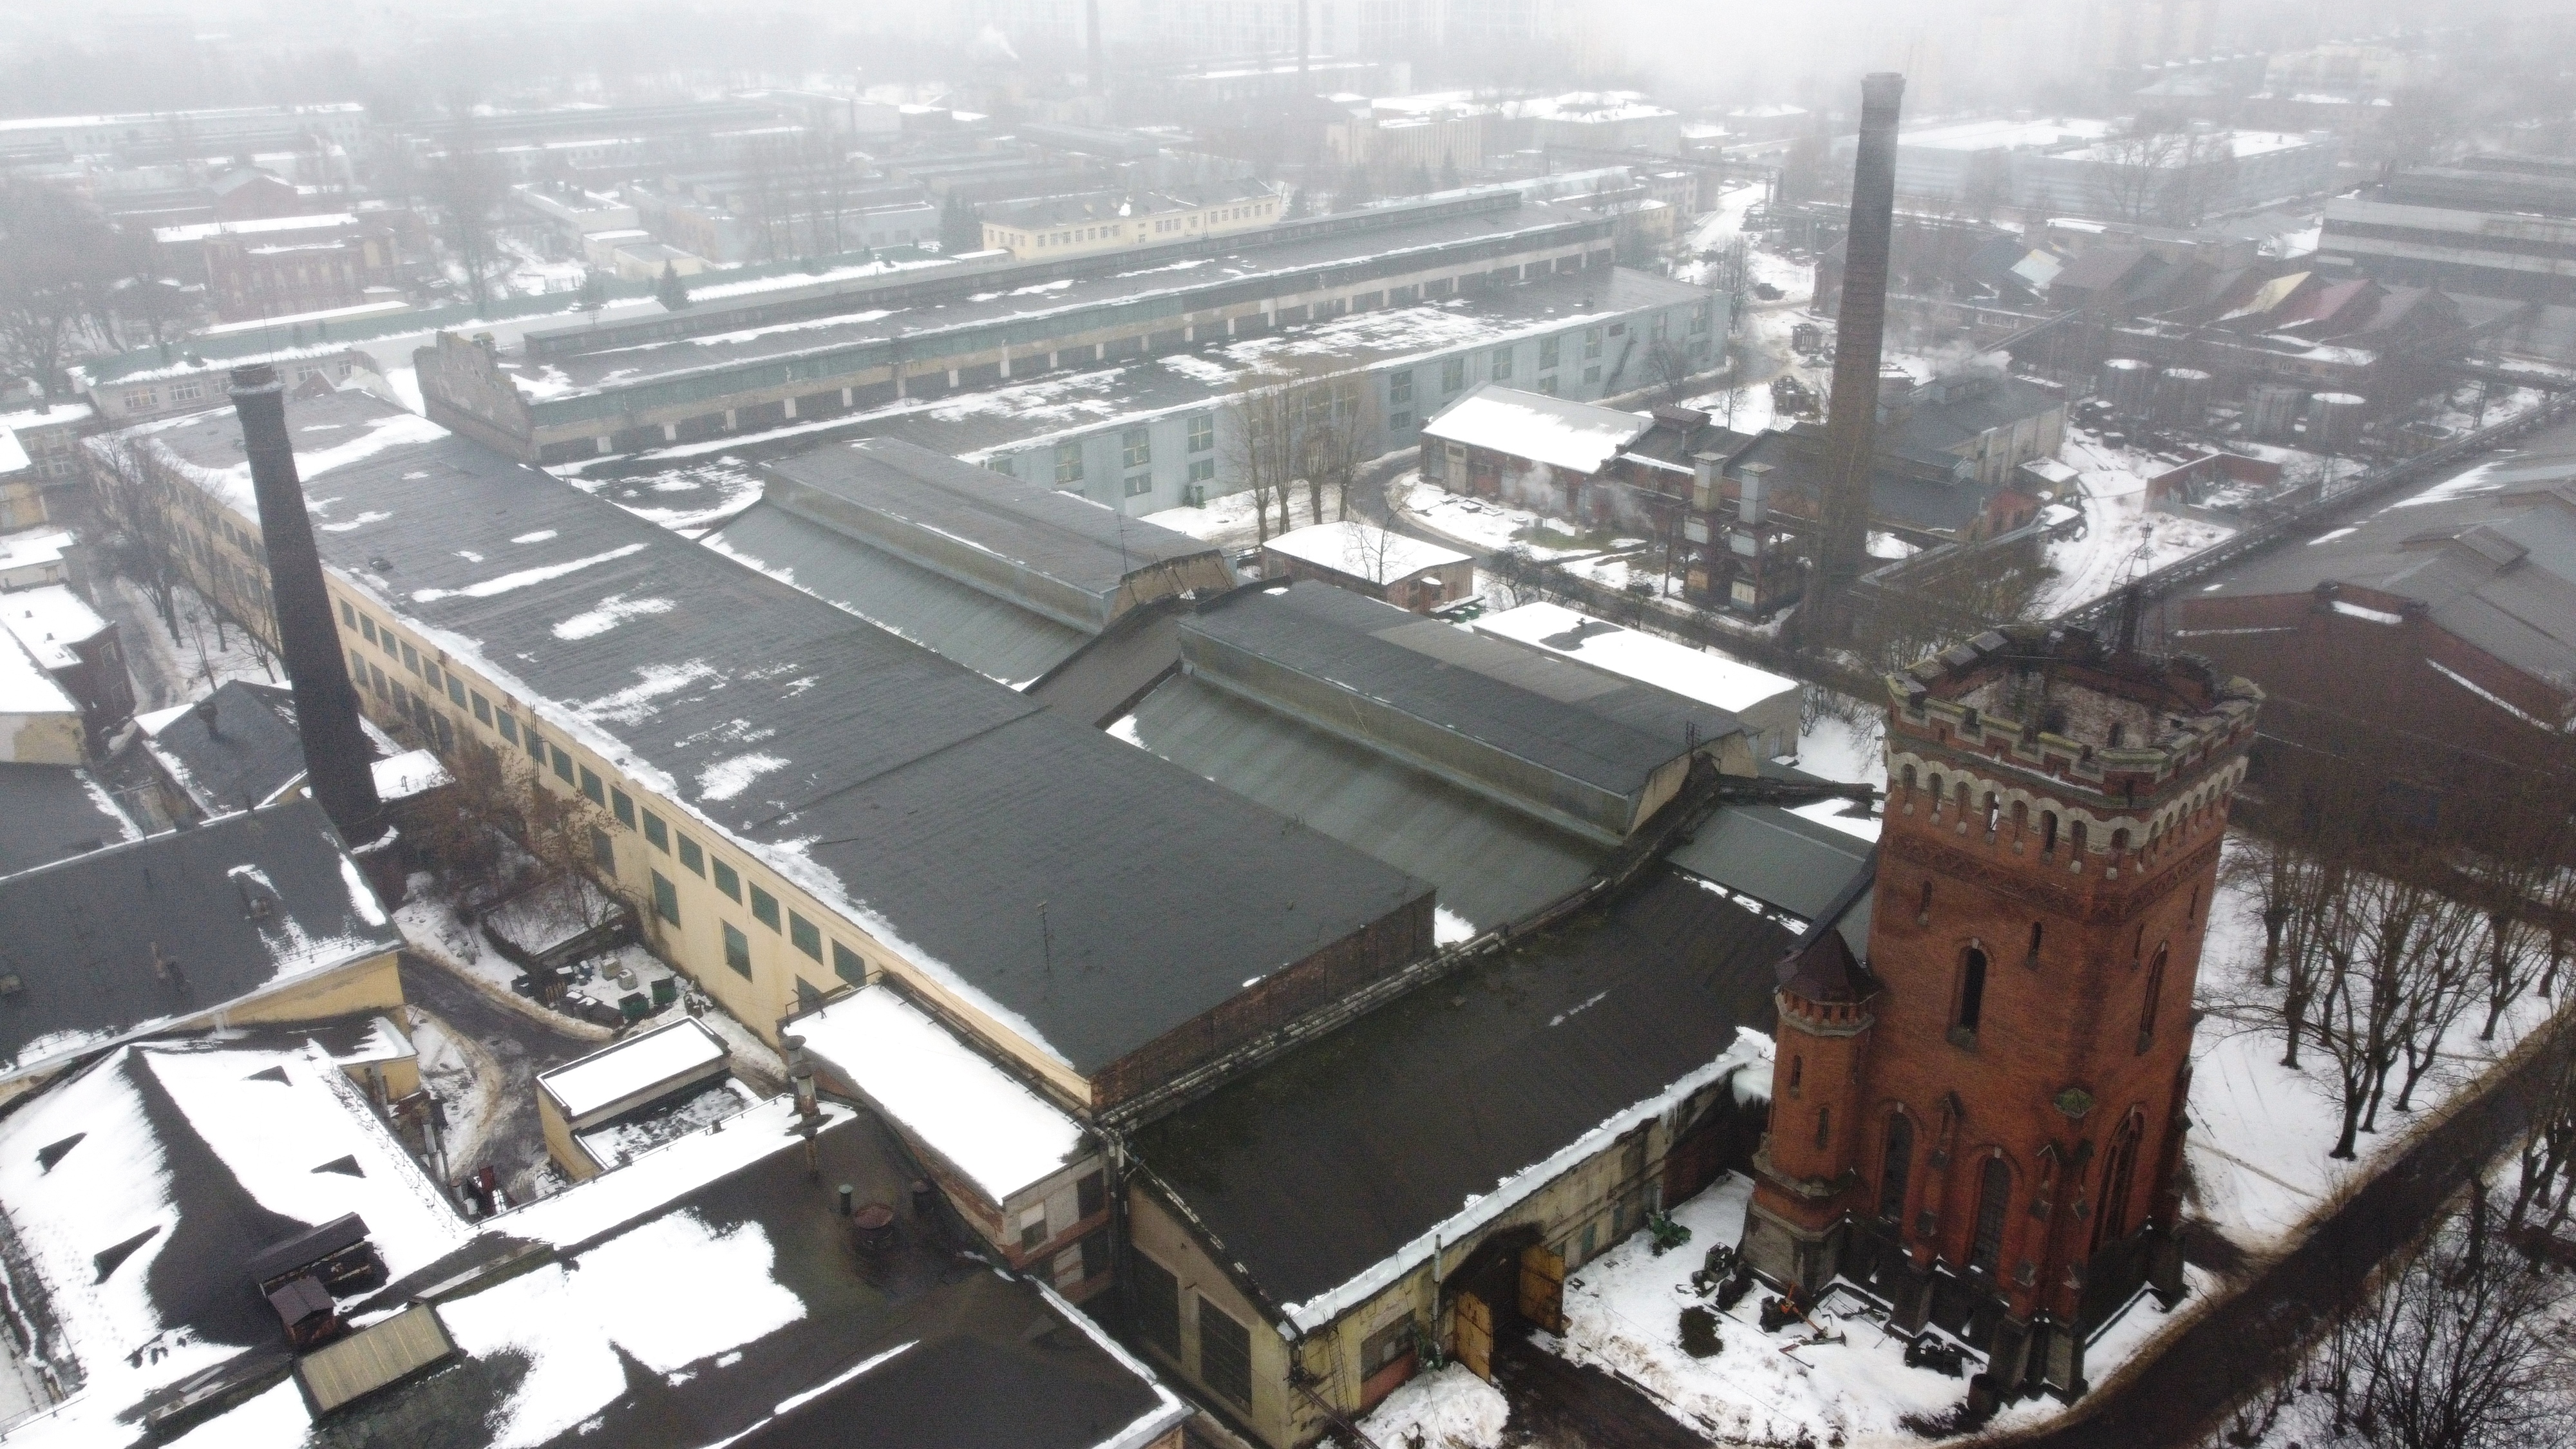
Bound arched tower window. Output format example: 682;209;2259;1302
2137;944;2169;1054
1878;1114;1914;1222
1955;947;1989;1034
2040;811;2059;855
1814;1105;1832;1150
1968;1155;2012;1274
2092;1115;2145;1255
1901;763;1917;794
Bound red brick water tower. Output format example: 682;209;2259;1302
1742;624;2260;1399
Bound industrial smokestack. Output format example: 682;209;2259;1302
229;365;383;840
1804;71;1905;645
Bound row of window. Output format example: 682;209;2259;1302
337;591;882;1006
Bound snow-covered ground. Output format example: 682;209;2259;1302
2182;842;2562;1257
1399;479;1625;561
104;574;279;708
1141;480;1377;556
2029;435;2237;616
1345;1363;1509;1449
1535;830;2562;1446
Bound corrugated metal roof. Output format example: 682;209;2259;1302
1184;582;1742;805
299;1289;461;1402
707;501;1089;688
1667;805;1874;922
1124;673;1602;931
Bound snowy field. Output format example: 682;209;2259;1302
1343;1363;1510;1449
2029;433;2237;616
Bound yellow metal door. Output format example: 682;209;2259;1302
1517;1244;1567;1334
1454;1290;1493;1381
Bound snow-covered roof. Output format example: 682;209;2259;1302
1470;601;1797;715
1262;520;1469;585
538;1016;729;1124
0;625;78;717
370;746;452;800
149;211;359;245
0;426;30;476
0;402;89;431
1420;383;1651;475
0;799;398;1083
791;985;1085;1206
1;584;110;670
0;527;73;582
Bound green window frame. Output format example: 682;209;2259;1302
423;661;442;693
679;835;705;876
750;886;781;931
471;692;491;725
643;810;668;851
339;600;356;627
723;923;752;978
578;766;605;806
361;616;378;645
551;745;574;783
497;712;519;745
446;676;468;708
611;788;635;828
789;912;822;961
588;827;614;872
401;641;421;674
652;871;680;926
712;859;740;901
369;663;388;697
831;941;866;985
349;647;368;680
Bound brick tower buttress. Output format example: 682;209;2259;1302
1745;929;1882;1292
1745;625;2259;1399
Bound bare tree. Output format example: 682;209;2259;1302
0;180;117;396
2315;1217;2571;1449
1224;368;1309;542
426;147;510;312
2505;1046;2576;1242
2086;126;2184;225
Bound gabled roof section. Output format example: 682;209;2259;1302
0;799;398;1080
135;679;308;815
0;762;137;877
1130;871;1790;1325
1421;383;1652;475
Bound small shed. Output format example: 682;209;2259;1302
1259;520;1474;612
1420;384;1652;506
535;1017;732;1180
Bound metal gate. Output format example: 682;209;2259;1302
1454;1290;1493;1381
1517;1244;1567;1334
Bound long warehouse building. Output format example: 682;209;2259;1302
419;192;1633;464
91;388;1434;1112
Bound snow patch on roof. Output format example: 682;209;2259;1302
1262;520;1468;585
1421;384;1651;476
697;750;788;802
410;542;650;603
1470;601;1796;715
791;986;1083;1204
540;1018;728;1122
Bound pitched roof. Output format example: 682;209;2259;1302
1129;870;1790;1322
135;680;309;814
1421;383;1653;475
0;762;137;877
0;799;399;1081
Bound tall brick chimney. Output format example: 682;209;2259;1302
230;365;384;840
1804;71;1906;644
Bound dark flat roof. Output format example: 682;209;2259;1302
0;798;397;1074
1184;580;1742;800
761;436;1222;594
1129;869;1791;1314
124;390;1428;1078
0;762;134;878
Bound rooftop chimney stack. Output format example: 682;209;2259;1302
1803;71;1906;645
229;364;383;840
